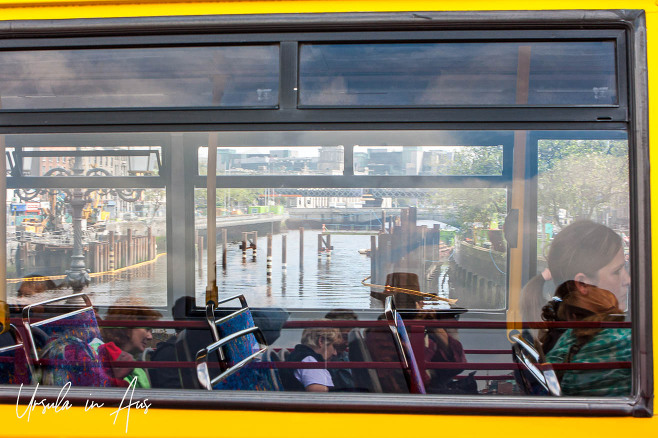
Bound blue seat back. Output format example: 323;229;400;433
22;293;115;387
200;297;280;391
23;293;101;361
38;335;114;387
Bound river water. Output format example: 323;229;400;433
8;220;451;311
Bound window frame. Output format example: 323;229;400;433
0;10;651;417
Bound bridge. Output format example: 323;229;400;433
271;188;439;198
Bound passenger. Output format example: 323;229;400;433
149;296;195;389
17;273;58;297
382;272;469;393
365;314;409;393
324;309;358;391
280;325;342;392
97;302;162;389
523;220;631;396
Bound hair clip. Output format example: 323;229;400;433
551;296;562;303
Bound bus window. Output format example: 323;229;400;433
299;42;617;106
0;45;279;109
0;19;645;417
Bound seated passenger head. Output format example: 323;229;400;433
545;280;623;322
324;309;358;351
547;220;629;310
102;300;162;355
385;272;422;309
300;326;341;359
17;274;57;297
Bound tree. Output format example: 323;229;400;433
430;146;507;230
194;188;261;214
538;152;628;222
143;189;166;225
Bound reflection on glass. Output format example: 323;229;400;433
354;145;503;176
0;45;279;109
300;42;617;106
199;145;344;176
536;138;629;309
8;146;161;177
193;187;507;310
7;186;166;306
0;130;633;397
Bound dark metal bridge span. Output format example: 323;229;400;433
271;188;437;198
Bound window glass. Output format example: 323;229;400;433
299;42;617;106
354;145;503;176
0;45;279;109
199;146;345;176
535;136;630;310
1;129;632;400
7;146;161;177
7;185;167;307
194;186;506;310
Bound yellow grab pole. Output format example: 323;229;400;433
507;45;531;340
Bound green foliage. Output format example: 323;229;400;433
427;140;628;233
447;146;504;176
538;140;628;222
428;146;506;230
194;188;261;212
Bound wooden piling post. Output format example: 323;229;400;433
147;227;153;260
317;234;323;259
95;242;100;273
267;233;273;282
222;229;228;269
299;227;304;268
282;234;287;270
108;231;115;270
326;234;332;259
371;235;377;285
242;232;248;263
197;235;203;267
127;228;133;266
252;231;258;261
124;238;128;268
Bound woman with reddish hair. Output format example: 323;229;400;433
522;220;630;396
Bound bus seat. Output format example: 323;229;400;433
348;328;383;393
195;326;275;391
22;293;115;387
22;293;102;361
0;324;34;385
197;295;280;391
384;296;426;394
175;328;215;389
264;347;283;391
511;333;561;396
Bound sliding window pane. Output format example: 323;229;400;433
300;42;616;106
0;45;279;109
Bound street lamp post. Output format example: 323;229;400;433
65;155;90;292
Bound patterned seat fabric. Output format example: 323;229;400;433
39;335;115;387
39;309;102;345
211;310;279;391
